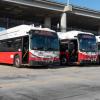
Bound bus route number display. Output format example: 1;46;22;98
34;30;53;36
79;34;94;39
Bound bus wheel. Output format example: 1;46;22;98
14;55;21;68
61;57;67;65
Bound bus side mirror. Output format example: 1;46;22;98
74;36;77;38
30;34;32;39
29;30;33;34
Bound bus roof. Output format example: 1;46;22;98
57;30;94;40
0;24;55;40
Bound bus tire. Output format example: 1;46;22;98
14;55;21;68
61;57;67;65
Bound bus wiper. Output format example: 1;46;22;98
38;47;44;50
80;48;85;51
47;47;53;51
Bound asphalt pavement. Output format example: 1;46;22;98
0;65;100;100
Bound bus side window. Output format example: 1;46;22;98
0;41;8;52
0;41;3;52
0;38;22;52
6;39;15;51
65;44;68;51
98;43;100;51
7;41;12;47
14;38;22;51
69;42;74;50
60;44;68;51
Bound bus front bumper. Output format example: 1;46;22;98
80;60;98;65
29;60;60;66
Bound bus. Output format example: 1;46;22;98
96;36;100;63
0;25;60;67
57;30;98;65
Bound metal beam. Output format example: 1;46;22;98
2;0;100;19
72;5;100;19
2;0;64;11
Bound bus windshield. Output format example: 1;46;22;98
30;30;59;51
78;34;96;52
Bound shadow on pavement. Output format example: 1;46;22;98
0;63;100;69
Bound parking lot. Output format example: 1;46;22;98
0;64;100;100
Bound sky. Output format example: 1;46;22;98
55;0;100;11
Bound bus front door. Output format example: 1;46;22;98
69;40;78;63
22;36;29;64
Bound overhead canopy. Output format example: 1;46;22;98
0;0;62;19
0;0;100;33
67;13;100;31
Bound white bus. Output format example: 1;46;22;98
0;25;60;67
96;36;100;63
58;30;98;65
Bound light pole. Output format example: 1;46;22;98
67;0;70;5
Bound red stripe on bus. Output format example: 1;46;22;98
0;52;22;64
